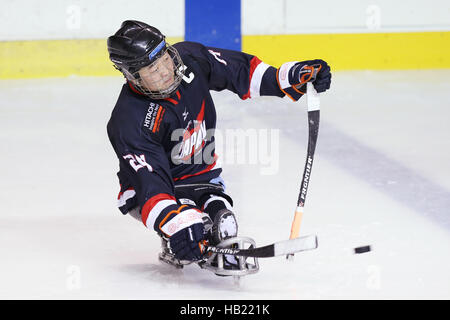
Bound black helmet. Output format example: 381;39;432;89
107;20;185;99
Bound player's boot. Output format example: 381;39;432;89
209;209;240;271
211;209;238;245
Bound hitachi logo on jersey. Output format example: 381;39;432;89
143;102;165;133
144;104;155;127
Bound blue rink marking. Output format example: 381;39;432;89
185;0;241;51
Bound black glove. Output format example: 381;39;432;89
170;223;205;261
159;208;208;261
277;59;331;101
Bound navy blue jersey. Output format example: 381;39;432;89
107;41;284;233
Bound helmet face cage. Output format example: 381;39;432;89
125;44;185;99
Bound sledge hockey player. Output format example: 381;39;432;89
106;20;331;273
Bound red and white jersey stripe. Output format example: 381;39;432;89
141;193;178;229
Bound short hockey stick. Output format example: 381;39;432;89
206;234;318;258
287;82;320;260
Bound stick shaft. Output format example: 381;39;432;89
288;83;320;240
289;207;304;239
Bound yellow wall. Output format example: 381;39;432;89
1;32;448;79
243;31;450;71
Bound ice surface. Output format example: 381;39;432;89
0;70;449;299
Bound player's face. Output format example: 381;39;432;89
138;52;175;92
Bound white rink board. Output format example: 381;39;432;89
0;0;185;41
1;0;449;41
242;0;450;34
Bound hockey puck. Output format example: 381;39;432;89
354;245;371;254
